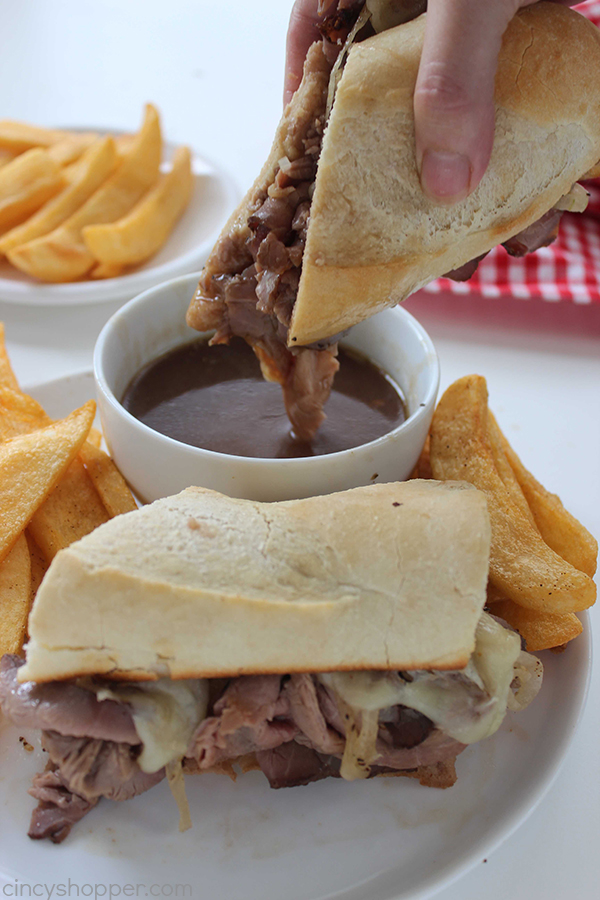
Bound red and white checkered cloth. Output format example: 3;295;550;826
423;1;600;304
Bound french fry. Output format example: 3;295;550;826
83;145;193;266
0;401;95;565
0;384;112;557
80;442;138;517
26;530;48;599
90;262;124;279
8;105;162;282
0;387;51;440
410;433;432;480
0;121;70;152
115;134;135;158
0;148;20;170
0;533;31;655
490;597;583;652
487;412;538;529
28;456;109;560
0;387;114;553
429;376;596;614
47;133;98;167
497;425;598;578
0;137;118;256
0;323;20;390
87;426;102;449
0;148;65;232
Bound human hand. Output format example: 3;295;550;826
285;1;579;203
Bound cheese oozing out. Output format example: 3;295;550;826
88;614;542;796
319;612;543;777
95;677;208;774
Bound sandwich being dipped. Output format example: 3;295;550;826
187;2;600;439
0;481;543;842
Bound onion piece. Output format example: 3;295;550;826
166;759;192;832
507;651;544;712
553;183;589;213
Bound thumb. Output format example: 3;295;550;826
414;0;520;204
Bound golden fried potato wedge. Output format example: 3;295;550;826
46;132;99;167
0;533;31;655
490;597;582;652
83;145;192;266
0;401;95;565
7;106;162;282
0;387;50;440
0;323;20;391
0;137;118;256
0;148;65;231
497;424;598;578
28;457;109;560
90;262;124;279
80;441;138;516
487;413;538;529
115;134;135;157
0;148;20;170
26;530;48;599
87;426;102;448
0;121;70;152
430;375;596;614
0;382;112;557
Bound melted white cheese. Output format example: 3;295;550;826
320;613;527;746
95;678;208;773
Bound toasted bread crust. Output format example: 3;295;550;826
20;482;491;683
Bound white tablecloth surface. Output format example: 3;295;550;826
0;3;598;898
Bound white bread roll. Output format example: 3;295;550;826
289;3;600;344
19;481;491;683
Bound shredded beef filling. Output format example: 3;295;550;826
201;110;339;441
0;658;464;842
188;40;340;442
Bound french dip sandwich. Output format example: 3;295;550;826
0;482;543;842
187;2;600;438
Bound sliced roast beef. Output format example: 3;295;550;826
28;767;98;843
282;347;340;440
187;45;336;442
284;674;345;755
188;675;298;768
374;728;465;769
1;661;467;843
0;655;138;744
257;743;342;789
41;730;164;802
443;206;564;281
444;253;490;282
502;209;563;256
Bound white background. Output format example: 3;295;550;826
0;1;599;898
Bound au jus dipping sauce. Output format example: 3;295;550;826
122;338;407;459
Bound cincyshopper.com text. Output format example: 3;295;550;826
2;883;193;899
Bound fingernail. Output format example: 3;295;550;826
419;150;472;203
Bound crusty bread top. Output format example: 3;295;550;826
20;481;491;683
289;3;600;345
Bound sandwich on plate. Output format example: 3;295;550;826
186;1;600;438
0;481;543;843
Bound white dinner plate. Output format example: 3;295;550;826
0;371;592;900
0;139;238;307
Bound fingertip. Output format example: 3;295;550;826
419;149;473;204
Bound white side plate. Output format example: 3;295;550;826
0;140;237;307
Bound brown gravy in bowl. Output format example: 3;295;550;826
122;338;406;459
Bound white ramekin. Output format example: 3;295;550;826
94;272;439;502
